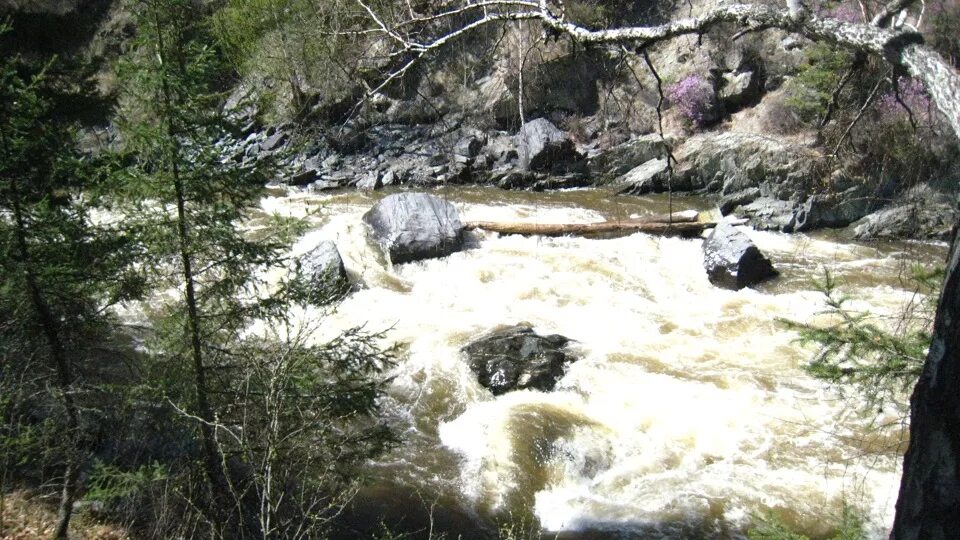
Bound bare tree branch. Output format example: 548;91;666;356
359;1;960;140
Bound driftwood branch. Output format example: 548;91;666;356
463;210;728;237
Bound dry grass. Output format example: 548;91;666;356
0;491;129;540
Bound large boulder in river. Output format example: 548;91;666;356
299;240;349;304
702;221;778;290
462;324;576;395
516;119;582;173
363;192;464;264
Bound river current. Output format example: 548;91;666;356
258;186;945;539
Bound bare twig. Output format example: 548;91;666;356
820;53;866;128
641;49;677;221
833;69;890;155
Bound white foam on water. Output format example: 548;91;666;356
257;190;936;538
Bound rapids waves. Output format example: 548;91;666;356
259;186;946;539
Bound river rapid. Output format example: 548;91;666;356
258;186;945;539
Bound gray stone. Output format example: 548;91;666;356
462;324;576;395
666;133;819;197
308;179;341;192
718;70;759;108
516;118;582;173
719;187;761;216
738;197;798;231
790;187;875;232
299;240;349;304
288;169;318;186
615;158;670;195
454;135;485;158
703;220;778;290
262;130;288;152
321;154;342;170
363;192;464;264
381;169;397;187
588;134;668;179
357;171;383;190
853;186;958;240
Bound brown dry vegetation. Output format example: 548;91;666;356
0;491;128;540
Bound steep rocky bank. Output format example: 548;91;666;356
4;0;957;241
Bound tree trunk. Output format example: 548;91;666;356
149;4;230;525
464;210;719;237
891;224;960;540
8;179;79;540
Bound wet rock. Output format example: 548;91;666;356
363;192;464;264
288;169;318;186
853;186;958;240
308;179;341;192
661;133;819;196
357;171;383;190
462;324;576;395
615;158;670;195
790;187;875;232
588;134;668;179
454;135;485;158
516;118;582;173
299;240;349;304
719;187;761;216
702;220;778;290
484;133;520;166
494;170;538;189
736;197;797;231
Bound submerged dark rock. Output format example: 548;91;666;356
363;192;464;264
702;220;778;290
462;324;576;395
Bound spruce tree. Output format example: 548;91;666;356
0;23;138;539
116;0;284;530
117;2;395;535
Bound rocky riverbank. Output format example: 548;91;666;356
232;111;957;241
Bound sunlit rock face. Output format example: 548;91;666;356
703;220;779;290
363;192;464;265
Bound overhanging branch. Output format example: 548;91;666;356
358;0;960;139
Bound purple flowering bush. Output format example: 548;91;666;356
824;4;861;23
667;75;716;128
876;77;934;124
852;76;953;190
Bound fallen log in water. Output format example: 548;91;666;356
463;210;721;238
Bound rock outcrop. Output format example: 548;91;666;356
462;324;576;395
588;134;668;179
516;118;582;174
702;220;778;290
615;158;671;195
853;185;959;241
363;192;464;264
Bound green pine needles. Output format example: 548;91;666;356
780;266;940;416
110;2;396;536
